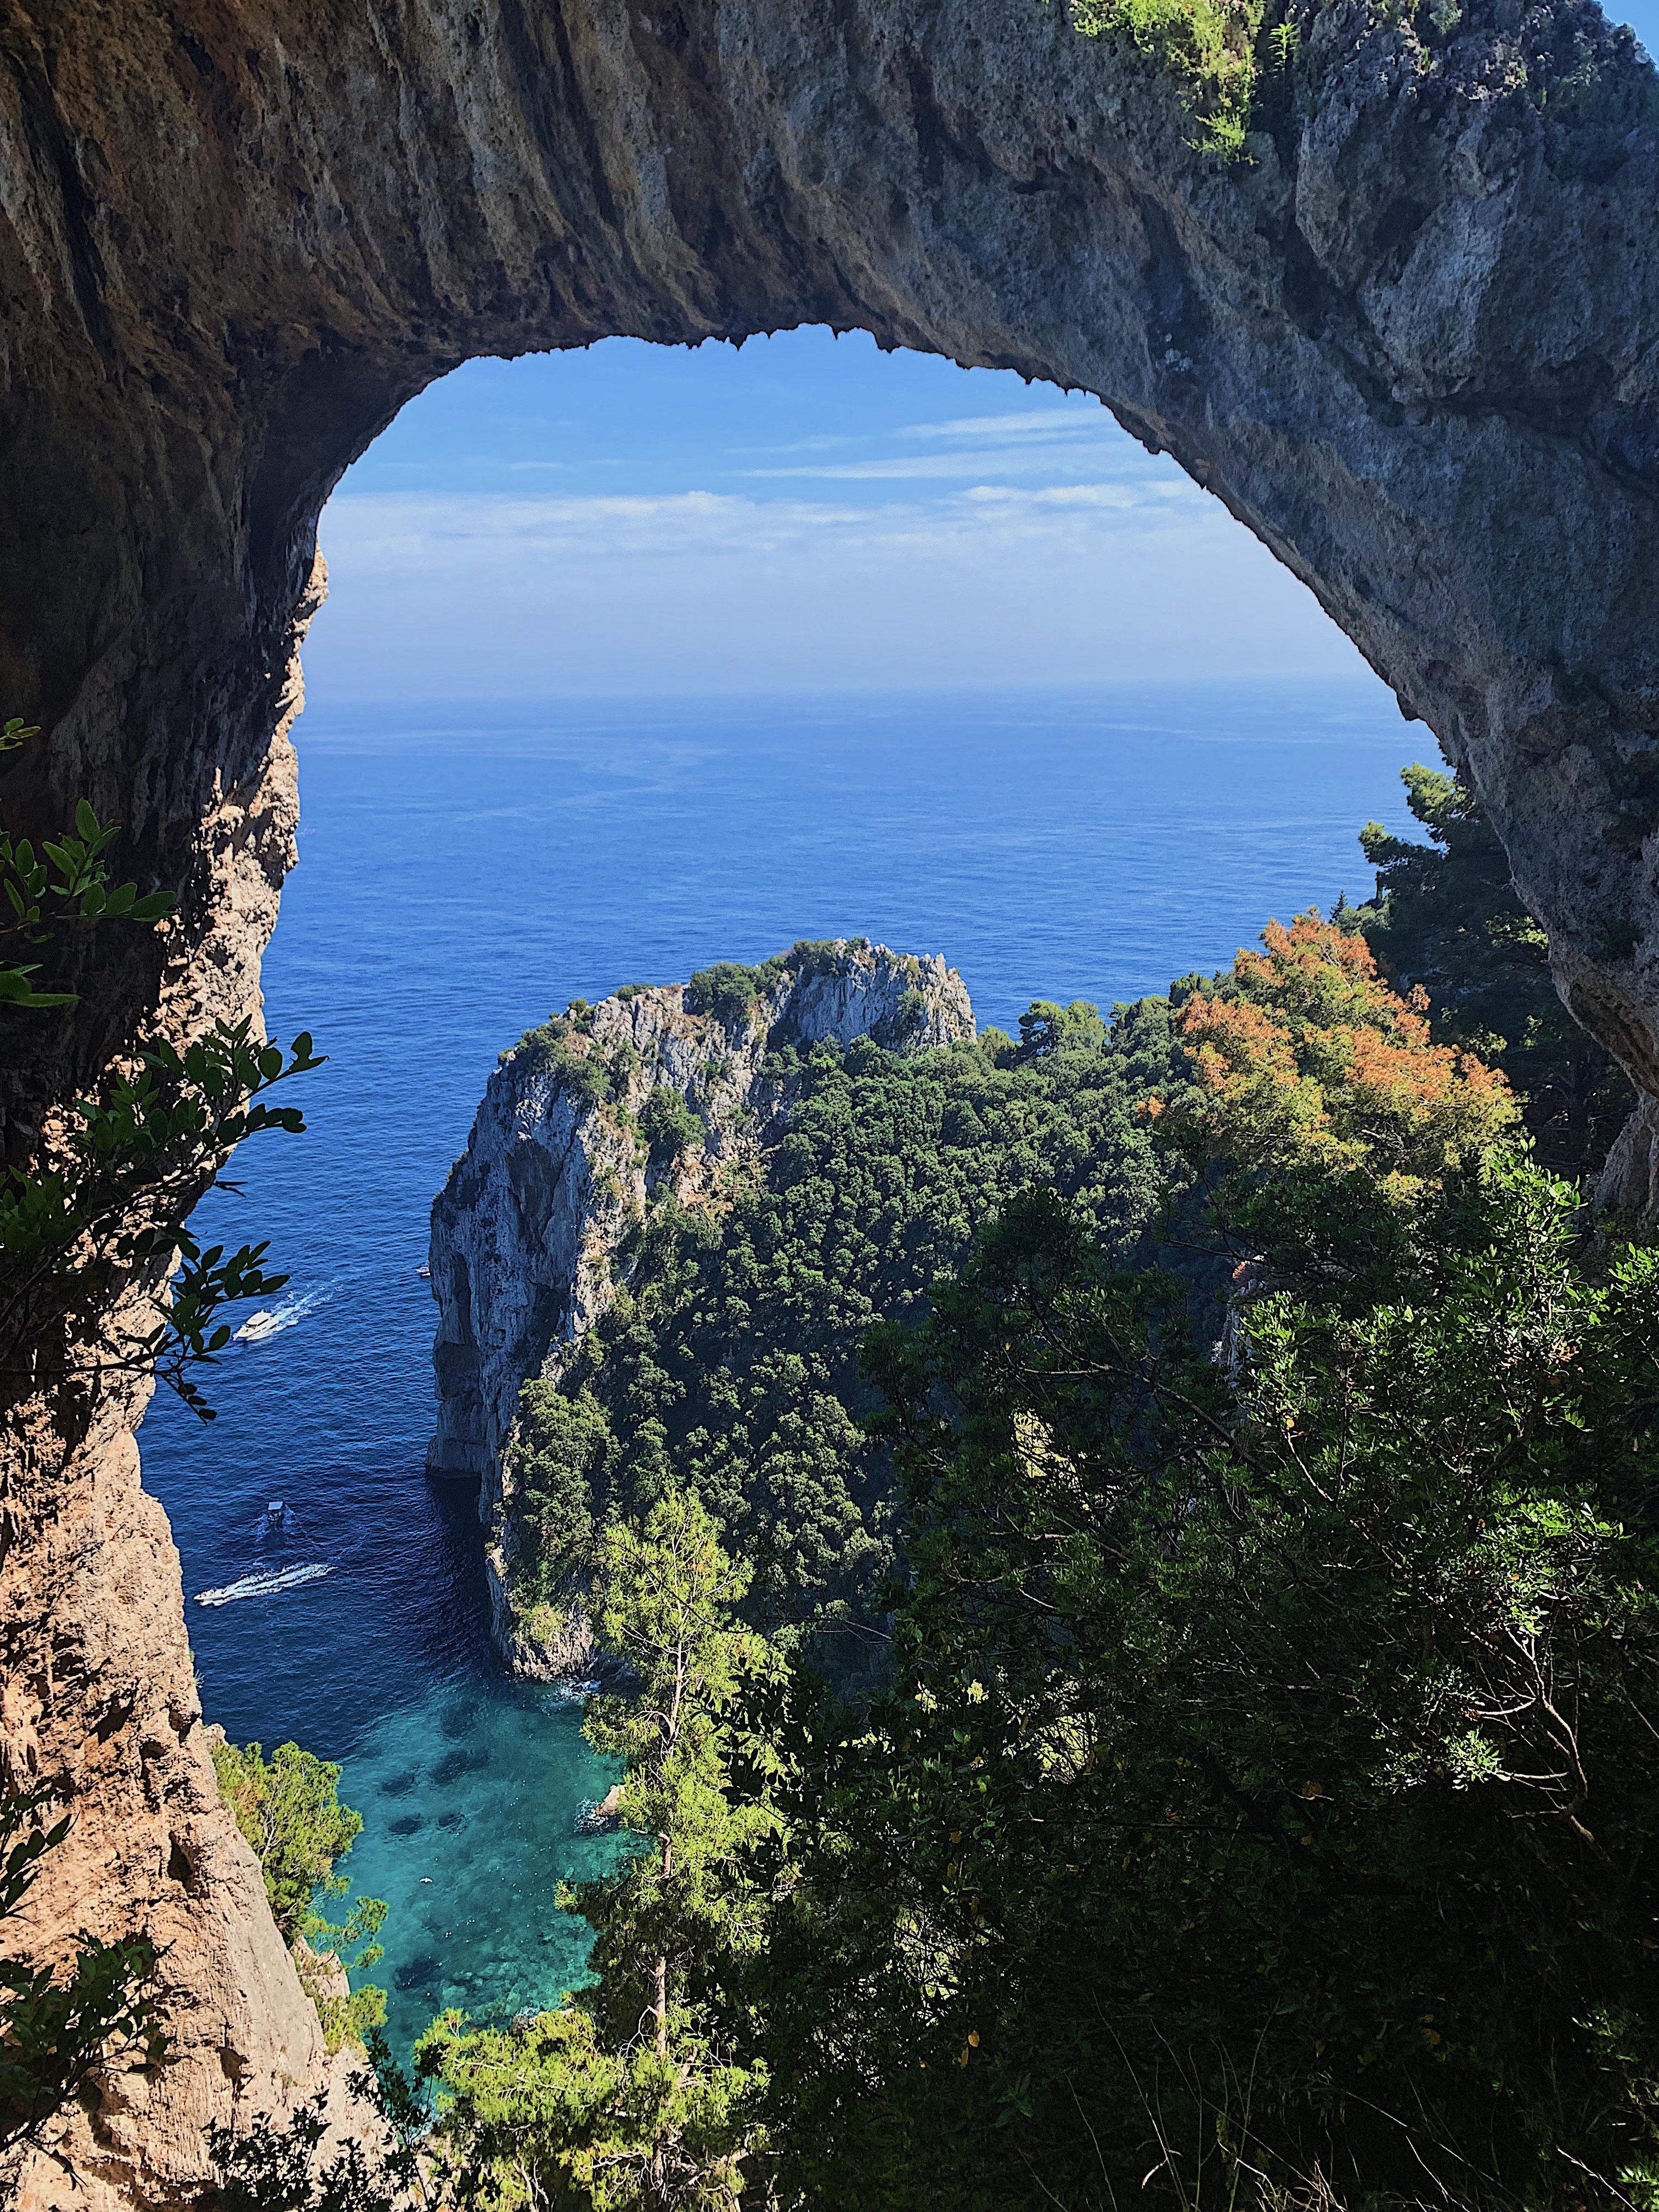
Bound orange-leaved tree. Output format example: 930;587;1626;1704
1146;912;1523;1304
1159;909;1517;1194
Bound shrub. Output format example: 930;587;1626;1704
639;1085;703;1168
513;1018;613;1109
1070;0;1262;157
786;939;848;980
686;962;765;1026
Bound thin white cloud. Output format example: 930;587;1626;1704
740;443;1146;484
309;469;1370;701
962;481;1203;508
902;405;1110;440
322;481;1199;581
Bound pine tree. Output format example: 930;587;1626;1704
1353;763;1631;1175
424;1491;782;2210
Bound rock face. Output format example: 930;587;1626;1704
428;941;974;1672
4;0;1659;2194
0;594;357;2209
3;0;1659;1127
0;1393;339;2212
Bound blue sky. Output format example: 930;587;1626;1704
304;7;1657;707
308;335;1376;699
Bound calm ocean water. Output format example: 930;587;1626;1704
138;681;1423;2047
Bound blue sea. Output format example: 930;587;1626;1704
138;680;1424;2050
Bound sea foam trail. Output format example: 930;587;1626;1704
234;1284;332;1345
195;1562;334;1607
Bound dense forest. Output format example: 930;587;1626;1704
505;990;1200;1683
388;768;1659;2210
12;763;1658;2211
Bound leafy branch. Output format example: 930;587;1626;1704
0;1019;325;1418
1;717;173;1008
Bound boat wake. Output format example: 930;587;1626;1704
234;1284;332;1345
195;1562;334;1607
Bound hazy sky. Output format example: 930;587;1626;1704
304;5;1656;708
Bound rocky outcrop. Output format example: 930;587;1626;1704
428;941;973;1669
5;0;1659;2194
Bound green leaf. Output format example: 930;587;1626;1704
0;967;75;1008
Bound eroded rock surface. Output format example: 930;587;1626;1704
4;0;1659;2193
428;942;974;1672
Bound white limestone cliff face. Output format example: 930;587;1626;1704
427;941;974;1673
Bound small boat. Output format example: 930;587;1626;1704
234;1285;330;1344
254;1498;297;1544
195;1562;332;1607
415;1263;431;1279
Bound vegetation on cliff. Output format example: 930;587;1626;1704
430;904;1657;2210
746;917;1659;2211
212;1740;387;2053
1342;761;1633;1177
421;1493;778;2207
503;996;1193;1674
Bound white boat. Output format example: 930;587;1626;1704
194;1562;333;1607
234;1285;330;1345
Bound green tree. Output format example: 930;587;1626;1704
1353;762;1632;1176
422;1491;780;2209
211;1741;386;2052
1014;997;1106;1059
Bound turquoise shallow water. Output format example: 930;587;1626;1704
137;681;1420;2053
339;1683;622;2051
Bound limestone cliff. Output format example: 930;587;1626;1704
427;941;974;1673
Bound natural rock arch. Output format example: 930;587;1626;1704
3;0;1658;2198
